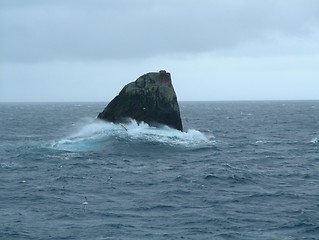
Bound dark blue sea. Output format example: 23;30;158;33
1;101;318;240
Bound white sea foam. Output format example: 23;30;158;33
310;137;318;144
52;119;215;151
255;140;273;144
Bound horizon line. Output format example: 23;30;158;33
1;99;319;104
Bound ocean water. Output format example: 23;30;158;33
0;101;318;240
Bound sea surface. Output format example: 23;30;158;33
0;101;318;240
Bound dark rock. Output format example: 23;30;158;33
98;71;183;131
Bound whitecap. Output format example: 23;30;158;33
255;140;272;144
310;137;318;144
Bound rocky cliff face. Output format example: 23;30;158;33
98;71;183;131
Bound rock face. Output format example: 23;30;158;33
98;71;183;131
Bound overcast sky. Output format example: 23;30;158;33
1;0;318;102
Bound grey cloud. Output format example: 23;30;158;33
1;0;319;62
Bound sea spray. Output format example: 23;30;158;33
52;118;214;151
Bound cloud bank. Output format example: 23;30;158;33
1;0;319;62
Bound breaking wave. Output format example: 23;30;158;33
52;118;215;151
